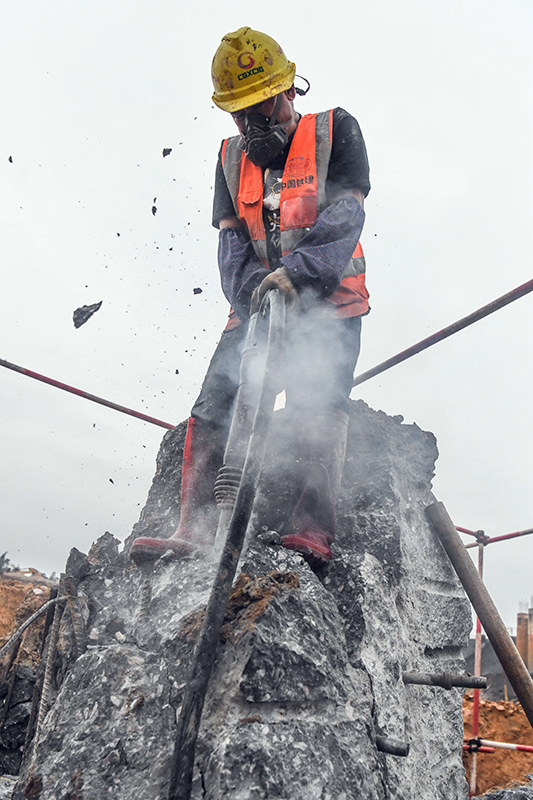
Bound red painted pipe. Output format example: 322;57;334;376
464;527;533;550
456;527;479;536
0;358;175;430
353;278;533;387
463;744;495;754
486;528;533;545
479;739;533;753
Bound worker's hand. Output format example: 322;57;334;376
250;267;297;313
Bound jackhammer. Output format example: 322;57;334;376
168;289;286;800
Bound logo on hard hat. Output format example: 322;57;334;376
238;66;264;81
237;52;255;69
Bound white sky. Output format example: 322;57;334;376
1;0;531;629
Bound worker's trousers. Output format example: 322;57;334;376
190;312;362;434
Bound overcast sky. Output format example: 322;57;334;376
1;0;531;629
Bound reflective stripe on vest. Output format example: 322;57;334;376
221;110;368;319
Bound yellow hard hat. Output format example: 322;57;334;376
211;27;296;113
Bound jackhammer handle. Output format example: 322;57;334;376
168;291;286;800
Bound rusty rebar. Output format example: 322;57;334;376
138;572;153;624
0;595;66;663
34;575;67;743
22;588;59;754
64;576;87;658
402;672;487;690
375;736;410;757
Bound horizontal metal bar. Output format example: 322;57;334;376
403;671;487;690
486;528;533;545
375;736;410;757
464;527;533;549
463;743;495;754
353;278;533;387
0;357;175;430
480;738;533;753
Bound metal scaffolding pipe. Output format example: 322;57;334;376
375;736;410;757
463;744;495;754
426;501;533;731
485;528;533;546
353;278;533;387
402;672;487;690
464;527;533;550
479;738;533;754
0;357;175;430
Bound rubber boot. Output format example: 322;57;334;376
130;417;223;563
281;408;349;564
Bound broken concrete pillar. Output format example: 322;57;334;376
526;608;533;672
516;613;529;666
11;400;472;799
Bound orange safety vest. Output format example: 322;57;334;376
221;109;369;329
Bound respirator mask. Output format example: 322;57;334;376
241;94;289;168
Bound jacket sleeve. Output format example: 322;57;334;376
280;194;365;297
218;227;270;321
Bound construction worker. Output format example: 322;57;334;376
130;27;370;565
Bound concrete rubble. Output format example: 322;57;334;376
7;400;475;798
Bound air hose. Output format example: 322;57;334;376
168;290;286;800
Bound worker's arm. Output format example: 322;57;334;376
219;216;244;230
254;194;365;305
217;225;269;320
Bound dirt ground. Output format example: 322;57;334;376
0;574;53;668
463;694;533;796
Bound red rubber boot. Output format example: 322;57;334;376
281;409;349;564
130;417;223;563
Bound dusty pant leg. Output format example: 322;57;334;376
182;322;248;538
280;314;362;556
283;314;362;414
191;322;249;435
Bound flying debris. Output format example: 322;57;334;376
152;197;157;216
73;301;103;329
193;287;203;295
8;156;13;163
162;148;172;157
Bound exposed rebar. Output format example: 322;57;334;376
138;573;153;624
22;588;59;755
402;671;487;690
64;576;87;658
34;575;67;743
375;736;410;757
0;595;66;663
